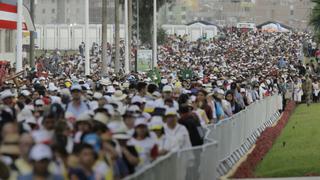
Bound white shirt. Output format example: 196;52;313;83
154;98;179;110
127;137;157;170
163;124;192;151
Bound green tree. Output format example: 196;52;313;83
138;0;172;45
157;27;168;45
310;0;320;41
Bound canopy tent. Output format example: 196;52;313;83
256;21;292;32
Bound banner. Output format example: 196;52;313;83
137;49;152;72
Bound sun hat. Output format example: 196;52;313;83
29;144;52;161
77;112;92;122
162;85;173;92
111;90;127;102
70;84;82;91
0;90;15;100
93;112;109;124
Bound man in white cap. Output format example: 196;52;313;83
155;85;179;110
17;144;63;180
0;89;16;124
65;84;91;119
163;108;191;151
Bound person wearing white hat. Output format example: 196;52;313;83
154;85;179;110
17;144;63;180
65;84;90;119
127;117;158;170
0;89;16;123
163;107;192;151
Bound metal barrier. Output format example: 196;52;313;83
125;95;283;180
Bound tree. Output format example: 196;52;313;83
310;0;320;41
157;27;168;45
138;0;172;45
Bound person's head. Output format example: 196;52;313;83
42;113;56;131
1;90;15;106
164;108;178;129
162;85;173;99
55;121;72;137
29;144;53;176
133;118;149;139
1;122;19;139
70;85;83;101
123;114;135;129
225;90;234;103
19;133;34;159
147;84;158;94
196;89;208;102
75;143;97;169
136;82;148;96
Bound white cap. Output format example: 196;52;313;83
165;107;178;116
29;144;52;161
240;88;246;93
21;90;31;97
148;116;164;130
161;79;168;84
107;86;116;94
34;99;44;106
77;112;92;122
162;85;173;92
1;90;15;100
131;96;144;104
93;92;103;99
93;112;109;124
134;117;148;127
70;84;82;91
111;90;127;102
39;77;46;81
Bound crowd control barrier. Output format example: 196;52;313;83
125;95;283;180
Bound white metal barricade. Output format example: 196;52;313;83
125;95;283;180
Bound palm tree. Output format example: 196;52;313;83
310;0;320;41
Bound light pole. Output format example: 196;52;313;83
152;0;157;68
124;0;130;73
16;0;23;72
84;0;90;75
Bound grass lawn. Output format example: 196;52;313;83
254;103;320;177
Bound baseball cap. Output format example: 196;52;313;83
29;144;53;161
70;84;82;91
165;107;178;116
162;85;173;92
134;117;148;127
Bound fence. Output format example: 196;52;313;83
124;95;283;180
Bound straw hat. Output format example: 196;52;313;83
111;90;127;102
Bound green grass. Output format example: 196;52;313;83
254;103;320;177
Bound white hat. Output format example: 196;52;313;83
106;86;116;94
1;90;15;100
103;104;115;116
77;112;92;122
144;101;155;113
107;121;126;133
70;84;82;91
48;83;58;92
112;132;131;140
50;96;61;104
34;99;44;106
240;88;246;93
162;85;173;92
148;116;164;130
93;112;109;124
161;79;168;84
152;91;162;98
131;96;144;104
165;107;178;116
111;90;127;102
29;144;52;161
39;77;46;81
100;78;111;86
134;117;148;127
20;90;31;97
93;92;103;99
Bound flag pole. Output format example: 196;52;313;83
16;0;23;72
124;0;130;74
152;0;157;69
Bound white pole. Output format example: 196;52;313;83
152;0;157;68
16;0;23;72
124;0;130;73
84;0;90;75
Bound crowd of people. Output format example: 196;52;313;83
0;28;318;179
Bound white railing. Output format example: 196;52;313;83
125;95;283;180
